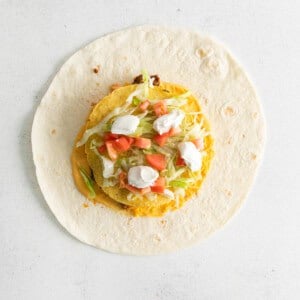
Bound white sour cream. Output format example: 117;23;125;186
111;115;139;135
101;156;114;178
153;109;185;135
178;142;202;171
163;189;175;199
128;166;159;188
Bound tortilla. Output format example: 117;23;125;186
32;26;265;255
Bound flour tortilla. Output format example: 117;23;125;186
32;26;265;255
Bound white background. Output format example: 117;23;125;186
0;1;299;299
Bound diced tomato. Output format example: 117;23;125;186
145;154;167;171
119;171;151;194
153;101;167;116
192;138;204;150
153;134;169;146
169;127;181;136
124;184;141;194
97;144;106;154
176;155;186;166
151;177;165;193
139;100;150;111
125;136;134;146
104;132;119;141
134;137;151;149
153;127;181;146
124;184;151;194
113;136;131;152
105;141;118;161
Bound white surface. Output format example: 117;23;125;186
0;0;299;299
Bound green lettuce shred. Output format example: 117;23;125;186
132;96;141;106
79;167;96;199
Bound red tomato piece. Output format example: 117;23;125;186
113;136;131;152
151;177;165;193
153;101;167;116
124;184;151;194
134;137;151;149
105;141;118;161
176;156;186;166
169;127;181;136
145;154;167;171
153;127;181;146
153;134;168;146
119;171;151;195
104;133;119;141
124;184;140;194
97;144;106;154
139;100;150;111
125;136;134;146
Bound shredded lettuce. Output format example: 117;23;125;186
169;179;189;189
103;178;117;187
168;167;187;181
102;122;112;132
142;69;150;97
89;139;102;150
77;88;143;147
145;192;158;201
134;119;154;136
174;188;185;206
79;167;96;199
125;86;144;104
150;91;191;107
169;176;195;189
152;144;174;156
132;96;141;106
135;111;149;120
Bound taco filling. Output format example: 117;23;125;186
71;71;214;217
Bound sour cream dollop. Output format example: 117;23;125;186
101;156;114;178
178;142;202;171
111;115;139;135
128;166;159;188
153;109;185;135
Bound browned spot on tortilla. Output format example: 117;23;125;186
251;153;257;160
93;66;99;74
197;48;207;58
127;217;133;226
83;203;89;208
203;98;208;105
153;234;162;242
91;102;97;107
224;106;235;116
51;129;56;135
160;219;167;225
226;137;233;145
224;189;232;197
242;134;246;138
252;112;258;119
